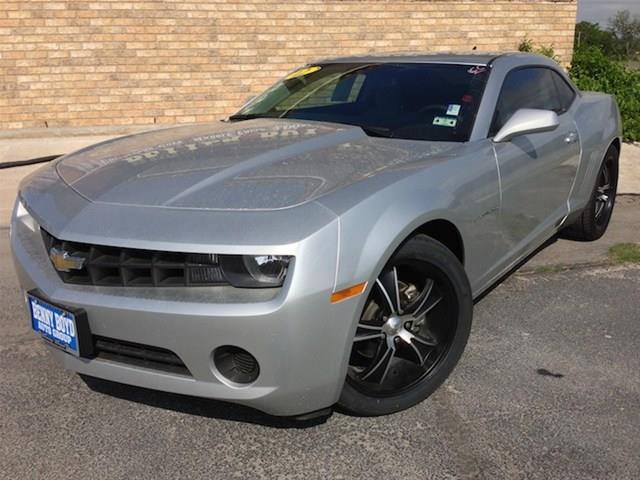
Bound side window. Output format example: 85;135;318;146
490;68;562;136
550;70;576;114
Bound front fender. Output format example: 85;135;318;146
320;140;500;298
335;188;459;295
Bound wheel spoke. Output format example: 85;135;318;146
376;271;401;315
378;349;394;384
392;267;403;314
410;339;436;367
411;331;438;347
410;280;442;322
410;278;434;316
353;332;385;343
408;341;425;365
357;322;383;331
602;168;610;189
361;344;395;384
417;296;442;322
397;327;436;364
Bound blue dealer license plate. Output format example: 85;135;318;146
28;294;82;356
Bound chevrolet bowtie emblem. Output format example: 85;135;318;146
49;247;86;272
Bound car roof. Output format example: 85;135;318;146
315;52;548;67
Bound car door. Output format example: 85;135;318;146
491;67;580;258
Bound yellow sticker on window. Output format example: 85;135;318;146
285;66;322;80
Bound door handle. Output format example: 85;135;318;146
564;132;578;144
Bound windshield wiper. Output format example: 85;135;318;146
360;125;395;138
227;113;273;122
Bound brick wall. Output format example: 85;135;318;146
0;0;577;130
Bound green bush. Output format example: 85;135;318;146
570;46;640;142
518;36;560;63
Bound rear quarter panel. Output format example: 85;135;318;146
570;92;622;213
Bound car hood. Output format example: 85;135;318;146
56;119;460;211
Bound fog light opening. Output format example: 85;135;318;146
213;346;260;385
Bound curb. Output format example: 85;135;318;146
0;123;181;140
516;260;612;275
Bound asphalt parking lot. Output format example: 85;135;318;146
1;229;639;480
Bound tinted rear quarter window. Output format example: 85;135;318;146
550;71;576;113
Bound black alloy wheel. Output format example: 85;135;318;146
339;235;472;416
594;151;617;229
561;144;619;242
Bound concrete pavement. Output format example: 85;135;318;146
620;143;640;194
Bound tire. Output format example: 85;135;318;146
562;144;619;242
338;235;473;416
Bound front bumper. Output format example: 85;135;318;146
10;196;364;417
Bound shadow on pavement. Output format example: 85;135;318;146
79;374;332;429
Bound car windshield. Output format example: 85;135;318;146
231;62;490;142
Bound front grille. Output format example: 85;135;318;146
94;336;191;376
42;230;228;287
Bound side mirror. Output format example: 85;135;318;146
493;108;560;143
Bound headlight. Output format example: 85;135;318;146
220;255;291;288
243;255;290;285
13;198;37;232
16;199;29;219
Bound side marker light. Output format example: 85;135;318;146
330;282;367;304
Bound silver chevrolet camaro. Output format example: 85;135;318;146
11;53;621;418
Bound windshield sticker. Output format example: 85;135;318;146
285;65;322;80
446;104;461;116
468;65;487;75
433;116;457;128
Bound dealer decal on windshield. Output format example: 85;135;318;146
433;116;458;128
468;65;487;75
446;104;461;116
